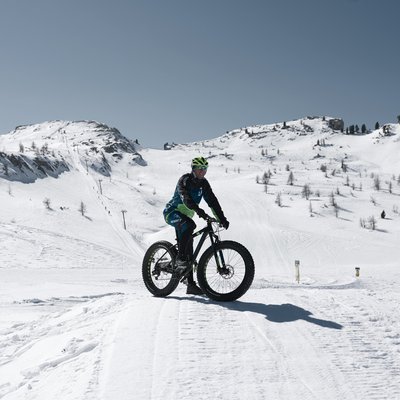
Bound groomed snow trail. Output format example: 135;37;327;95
101;282;400;400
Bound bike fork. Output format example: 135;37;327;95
209;234;226;271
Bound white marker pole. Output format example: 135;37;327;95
295;260;300;283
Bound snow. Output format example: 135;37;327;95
1;118;400;399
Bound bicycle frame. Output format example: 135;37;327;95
190;220;226;271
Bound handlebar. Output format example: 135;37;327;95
205;216;225;229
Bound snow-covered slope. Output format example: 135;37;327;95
0;120;145;182
1;117;400;400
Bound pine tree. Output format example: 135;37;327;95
361;124;367;134
375;122;380;130
287;171;294;185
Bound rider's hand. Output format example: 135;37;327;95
221;219;230;230
197;208;208;220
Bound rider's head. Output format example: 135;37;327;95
191;156;208;179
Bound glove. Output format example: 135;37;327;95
197;208;208;220
221;219;230;230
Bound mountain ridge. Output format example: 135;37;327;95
0;120;146;183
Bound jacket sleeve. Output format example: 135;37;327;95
202;179;227;222
177;174;201;212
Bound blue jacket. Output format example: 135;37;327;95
164;172;226;222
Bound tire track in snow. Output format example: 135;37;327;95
103;294;299;400
306;288;400;400
231;300;355;400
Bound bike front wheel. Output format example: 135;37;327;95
142;240;179;297
197;240;255;302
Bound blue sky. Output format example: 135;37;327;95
0;0;399;148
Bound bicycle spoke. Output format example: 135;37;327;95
204;248;247;294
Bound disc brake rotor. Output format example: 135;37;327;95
219;265;234;279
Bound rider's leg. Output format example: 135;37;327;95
176;218;196;262
165;211;196;261
165;211;199;288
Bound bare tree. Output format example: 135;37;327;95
301;184;311;200
79;201;87;216
334;203;339;218
43;198;52;210
275;192;282;207
329;191;337;207
373;175;381;191
368;215;377;230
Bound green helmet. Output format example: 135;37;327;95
191;156;209;169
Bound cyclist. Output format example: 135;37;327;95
163;156;230;295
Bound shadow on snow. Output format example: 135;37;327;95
170;296;343;330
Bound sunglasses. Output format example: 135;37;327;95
193;166;208;171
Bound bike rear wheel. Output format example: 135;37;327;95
142;241;180;297
197;240;255;302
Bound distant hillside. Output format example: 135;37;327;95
0;120;146;183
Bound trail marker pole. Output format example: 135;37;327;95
295;260;300;283
121;210;127;230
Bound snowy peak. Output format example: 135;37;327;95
0;120;146;182
225;116;341;141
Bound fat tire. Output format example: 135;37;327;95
142;240;179;297
197;240;254;302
